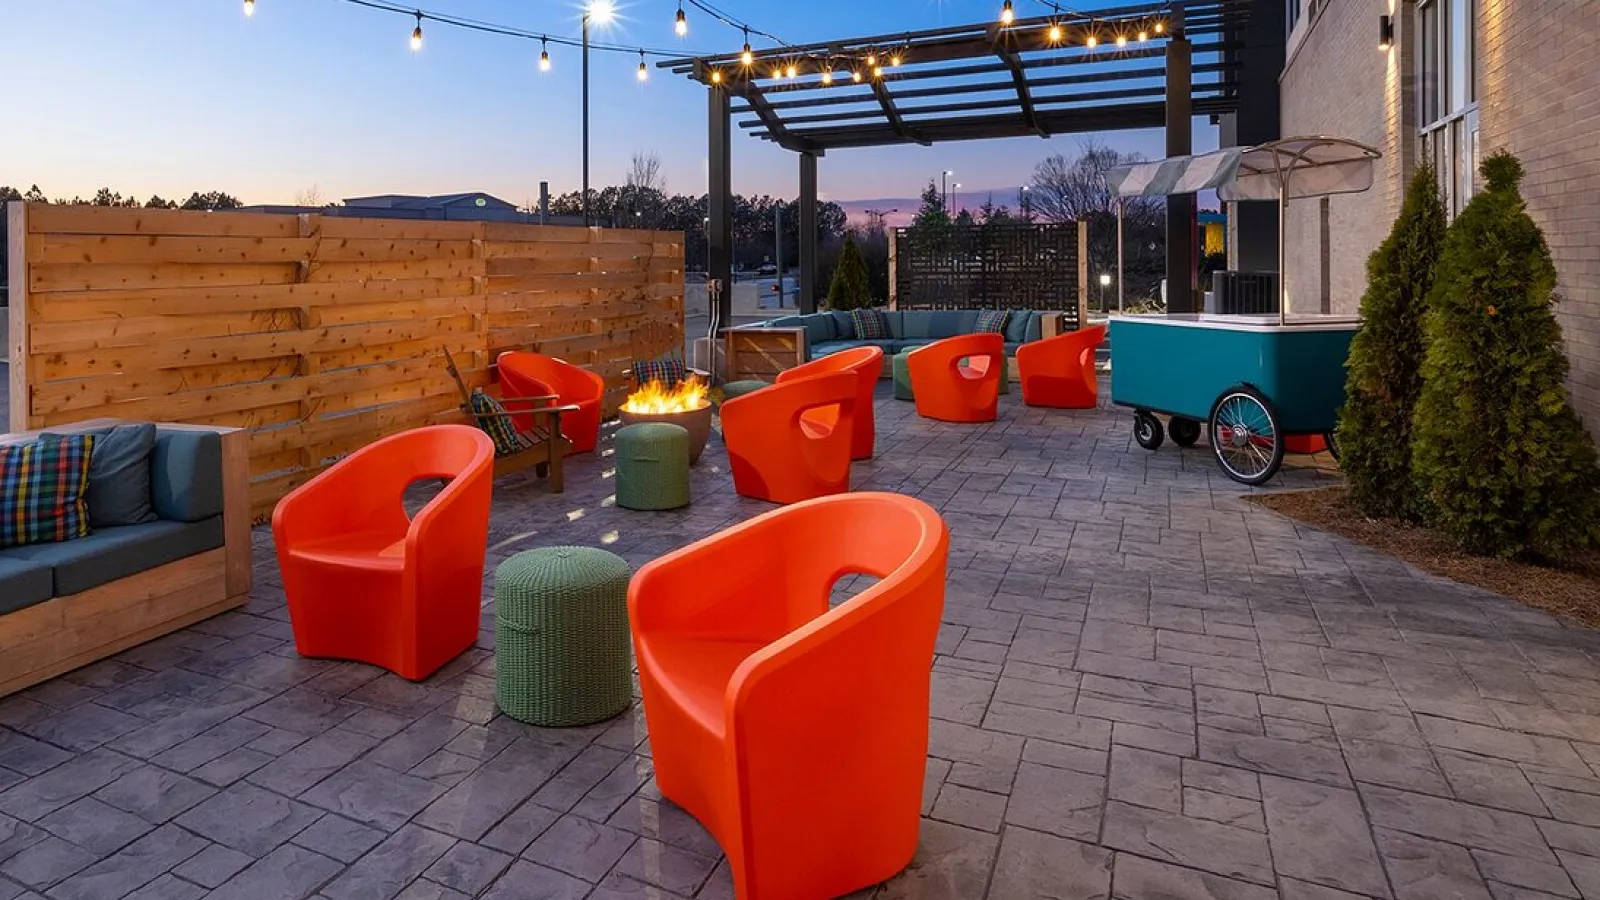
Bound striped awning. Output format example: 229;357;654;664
1108;136;1381;202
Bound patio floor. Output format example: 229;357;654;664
2;386;1600;900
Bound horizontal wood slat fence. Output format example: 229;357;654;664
6;203;684;520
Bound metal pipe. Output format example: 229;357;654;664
582;14;591;227
1278;187;1287;325
1117;199;1126;313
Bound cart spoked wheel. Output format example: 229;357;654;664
1323;431;1341;461
1209;387;1285;485
1134;411;1165;450
1169;417;1202;448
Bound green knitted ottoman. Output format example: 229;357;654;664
615;422;691;511
495;547;633;727
720;380;768;402
892;352;915;401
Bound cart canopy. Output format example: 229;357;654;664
1107;136;1381;202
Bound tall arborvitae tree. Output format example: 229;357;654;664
1412;151;1600;560
1338;162;1446;520
826;234;873;310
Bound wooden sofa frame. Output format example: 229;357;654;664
0;420;252;697
722;311;1067;383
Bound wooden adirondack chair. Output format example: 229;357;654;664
443;349;577;491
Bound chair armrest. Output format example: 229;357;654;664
272;440;409;547
629;516;799;643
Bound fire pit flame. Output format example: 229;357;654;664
622;376;709;415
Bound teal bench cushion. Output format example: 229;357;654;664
891;339;935;354
900;312;934;339
4;517;225;597
1025;313;1044;342
798;314;836;347
151;430;224;523
955;310;981;334
882;311;905;339
1004;311;1033;344
927;311;966;338
0;555;53;614
809;340;857;357
827;311;855;339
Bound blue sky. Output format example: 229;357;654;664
2;0;1217;205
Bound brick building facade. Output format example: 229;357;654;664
1279;0;1600;430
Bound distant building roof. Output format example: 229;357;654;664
342;193;516;211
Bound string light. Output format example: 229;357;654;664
1000;0;1014;25
1085;33;1098;48
866;53;877;66
410;11;423;50
889;51;901;67
740;28;754;65
771;65;783;79
674;3;687;36
1154;20;1165;34
1048;22;1062;42
1137;29;1148;41
243;0;255;17
851;69;863;82
821;68;833;84
872;64;883;78
710;69;722;82
786;62;797;78
539;36;551;70
637;50;649;80
1115;33;1128;47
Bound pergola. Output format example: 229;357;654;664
659;0;1283;322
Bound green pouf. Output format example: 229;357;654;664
721;380;768;402
615;423;691;511
893;352;916;401
494;547;632;727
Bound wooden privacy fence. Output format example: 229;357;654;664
5;203;684;519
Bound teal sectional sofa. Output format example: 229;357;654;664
724;308;1065;382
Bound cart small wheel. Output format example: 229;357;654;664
1134;411;1165;451
1209;386;1285;486
1169;417;1202;448
1323;431;1341;461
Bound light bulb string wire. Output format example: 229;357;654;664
683;0;791;48
336;0;705;58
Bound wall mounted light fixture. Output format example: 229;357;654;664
1378;14;1394;51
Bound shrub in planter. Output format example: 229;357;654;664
1412;152;1600;560
1338;162;1446;520
826;234;873;310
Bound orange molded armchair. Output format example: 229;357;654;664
1016;323;1107;410
721;371;856;504
629;492;950;900
775;345;883;460
272;425;495;681
906;332;1004;423
498;351;606;453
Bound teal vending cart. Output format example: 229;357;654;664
1106;137;1380;484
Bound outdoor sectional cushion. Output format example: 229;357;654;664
43;423;158;529
926;311;968;338
826;311;855;340
0;556;53;614
882;311;905;339
2;516;225;598
812;339;895;357
798;314;836;348
1003;311;1034;344
1024;312;1044;342
891;339;936;354
900;314;934;339
151;429;224;523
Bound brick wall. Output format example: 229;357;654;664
1281;0;1600;432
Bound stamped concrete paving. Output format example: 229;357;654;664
2;386;1599;900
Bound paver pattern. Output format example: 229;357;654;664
2;385;1599;899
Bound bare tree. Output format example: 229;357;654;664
1029;139;1166;307
625;151;666;195
294;185;324;207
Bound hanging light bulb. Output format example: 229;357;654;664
851;69;863;82
1085;33;1099;48
771;65;783;80
710;69;722;83
821;68;834;85
866;53;877;66
1115;33;1128;47
740;28;753;66
675;3;688;37
539;37;551;71
1154;20;1166;34
873;64;883;78
890;51;902;67
243;0;255;17
1000;0;1014;25
1137;29;1149;41
638;50;649;81
1048;22;1063;42
410;12;423;51
784;63;796;79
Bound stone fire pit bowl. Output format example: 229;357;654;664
617;402;713;464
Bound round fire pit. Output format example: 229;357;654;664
617;402;712;464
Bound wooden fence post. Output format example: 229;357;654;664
7;203;29;431
1077;219;1089;330
887;228;898;310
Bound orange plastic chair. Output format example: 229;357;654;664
272;424;495;681
721;371;857;505
498;351;606;453
1016;323;1108;409
906;332;1004;423
775;345;884;460
629;491;950;900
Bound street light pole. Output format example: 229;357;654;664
942;170;953;215
581;13;590;227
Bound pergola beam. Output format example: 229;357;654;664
989;25;1046;138
870;78;931;146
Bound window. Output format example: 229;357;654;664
1287;0;1301;37
1418;0;1479;216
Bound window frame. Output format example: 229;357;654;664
1416;0;1480;216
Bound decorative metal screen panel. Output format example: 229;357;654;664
894;222;1080;322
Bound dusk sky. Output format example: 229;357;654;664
3;1;1218;206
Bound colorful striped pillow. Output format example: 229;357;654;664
0;434;97;549
976;310;1010;334
850;308;890;340
468;390;532;457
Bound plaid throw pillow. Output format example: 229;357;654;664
850;308;889;340
634;355;688;386
468;390;532;457
0;434;97;549
975;310;1010;334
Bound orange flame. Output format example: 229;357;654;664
622;375;709;414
